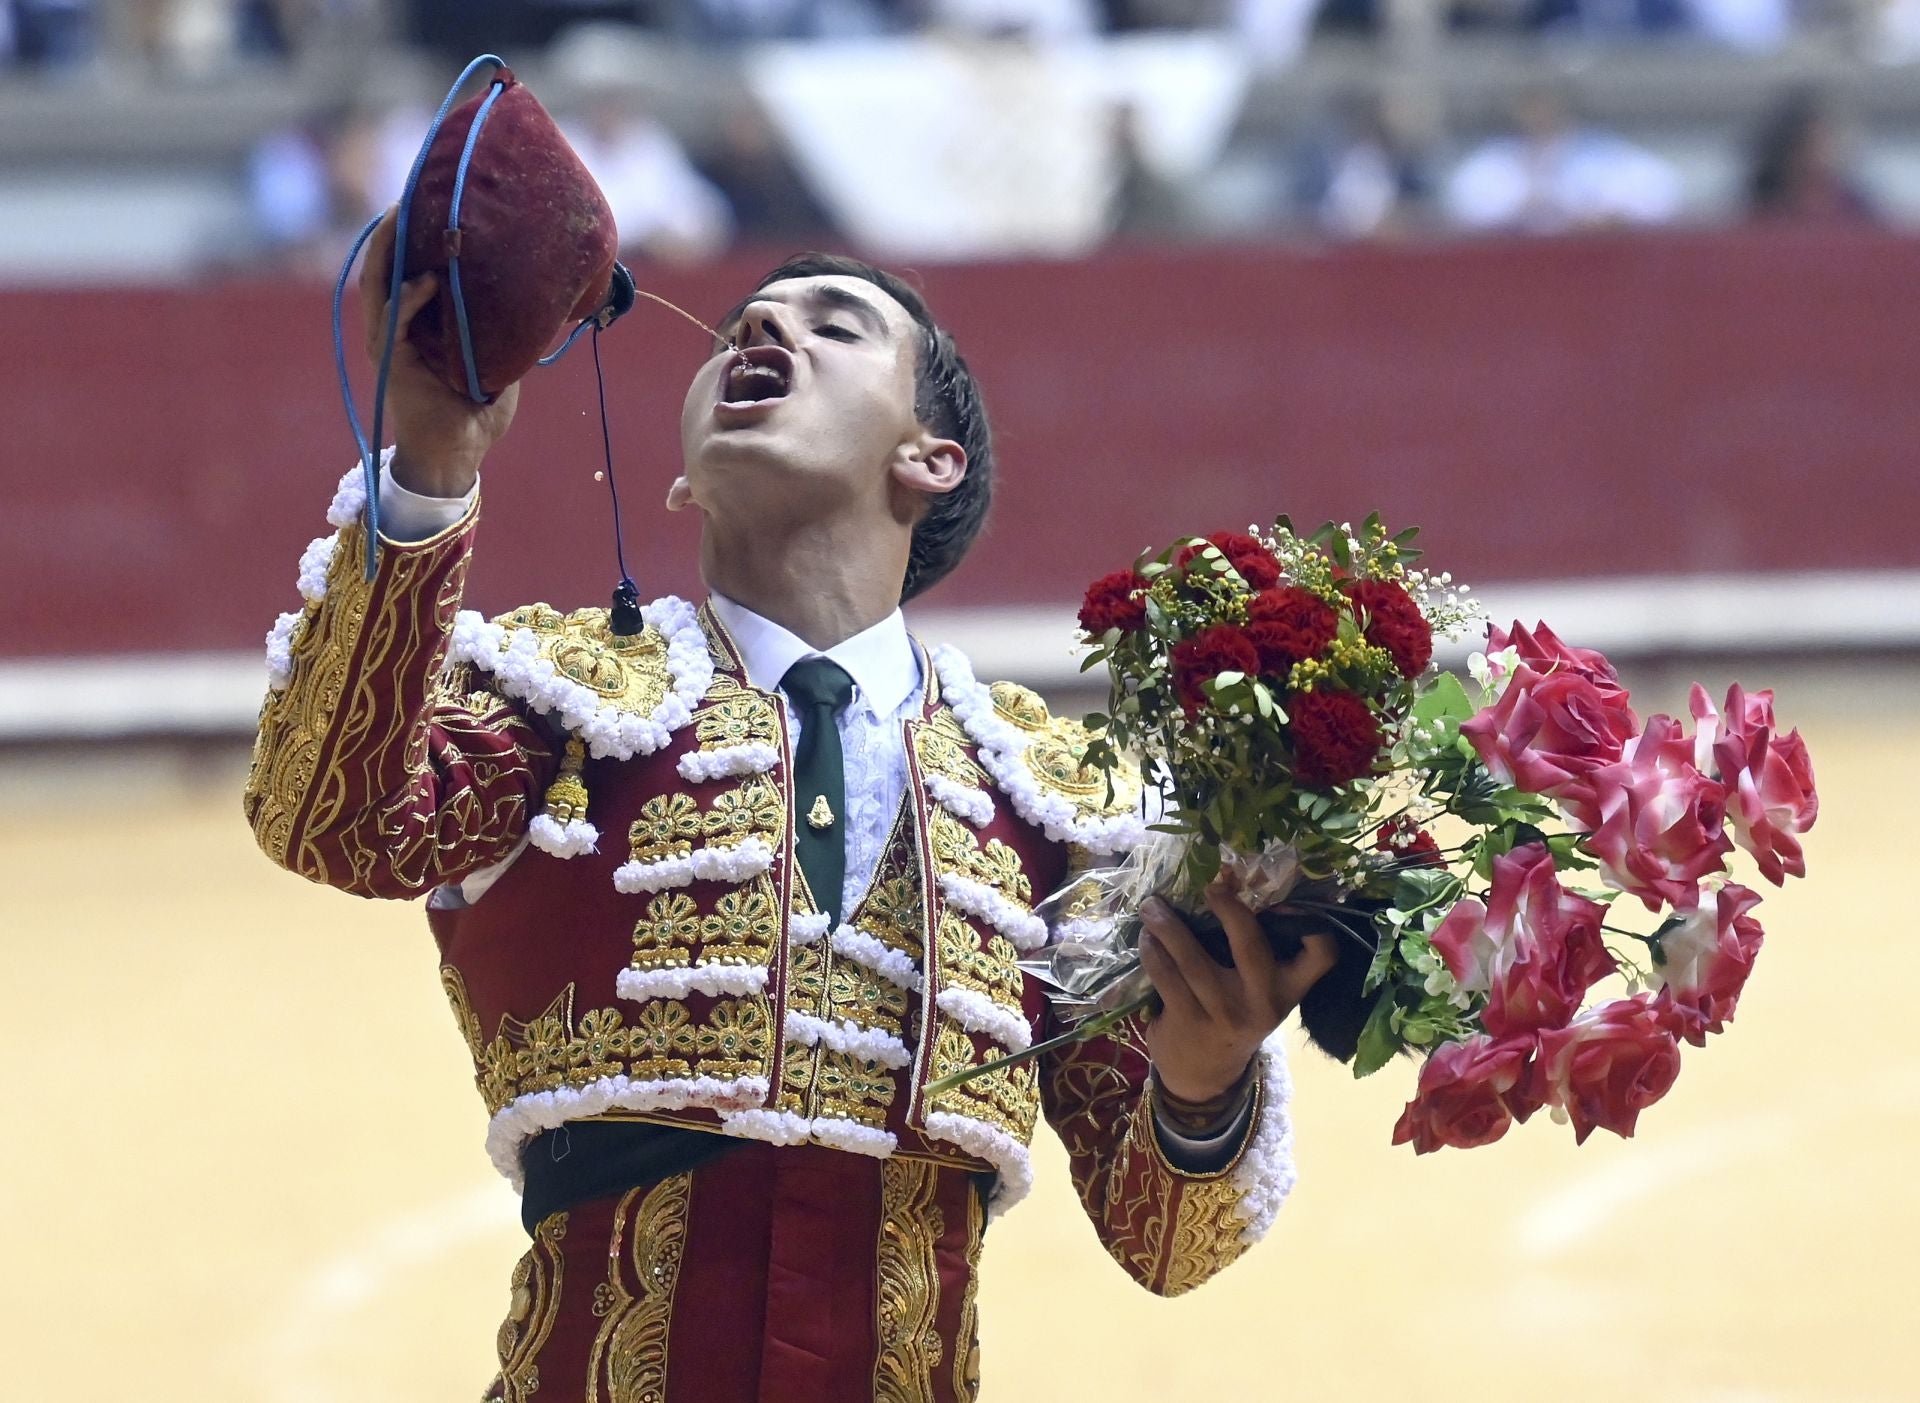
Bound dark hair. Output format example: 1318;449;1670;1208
747;253;994;601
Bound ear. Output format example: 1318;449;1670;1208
890;431;967;506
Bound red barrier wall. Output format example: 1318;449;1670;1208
4;228;1915;658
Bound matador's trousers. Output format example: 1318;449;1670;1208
485;1142;987;1403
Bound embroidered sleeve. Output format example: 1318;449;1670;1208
1038;1003;1296;1298
244;474;557;900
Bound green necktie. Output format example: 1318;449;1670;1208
781;657;855;926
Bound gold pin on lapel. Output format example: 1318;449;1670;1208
807;795;836;830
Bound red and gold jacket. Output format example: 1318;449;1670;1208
245;472;1298;1391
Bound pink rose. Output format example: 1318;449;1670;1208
1461;662;1639;806
1431;844;1614;1036
1693;685;1817;886
1531;994;1684;1144
1651;883;1765;1046
1489;621;1635;713
1580;715;1733;912
1392;1033;1543;1154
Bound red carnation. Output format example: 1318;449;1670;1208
1078;570;1149;636
1177;532;1282;591
1375;817;1444;868
1169;625;1260;717
1245;586;1339;677
1345;578;1434;678
1288;687;1384;787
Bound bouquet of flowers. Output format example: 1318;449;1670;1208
935;517;1819;1153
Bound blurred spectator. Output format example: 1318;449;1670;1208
1746;91;1878;224
696;104;839;245
247;103;391;274
1445;87;1682;234
1294;89;1434;241
4;0;94;67
1528;0;1689;38
564;92;735;262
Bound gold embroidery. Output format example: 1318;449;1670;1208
491;1210;567;1401
631;892;702;971
987;680;1050;733
474;993;771;1114
693;685;779;750
972;840;1032;904
442;965;485;1062
816;1048;898;1126
953;1186;985;1401
496;604;671;713
860;875;924;958
543;736;590;824
873;1159;944;1403
699;878;781;965
928;1023;1040;1142
913;723;986;790
937;913;1024;1009
629;794;701;864
705;779;784;845
588;1174;691;1403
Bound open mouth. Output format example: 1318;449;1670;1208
718;345;794;409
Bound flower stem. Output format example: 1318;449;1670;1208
923;991;1157;1097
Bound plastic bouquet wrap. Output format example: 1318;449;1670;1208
936;517;1819;1153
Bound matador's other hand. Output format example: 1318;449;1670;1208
1137;880;1339;1104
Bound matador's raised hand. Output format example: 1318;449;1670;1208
358;205;520;499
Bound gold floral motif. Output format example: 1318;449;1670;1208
816;1048;898;1126
705;779;784;846
913;724;986;789
472;993;771;1114
953;1188;985;1402
491;1210;567;1401
936;914;1024;1009
928;810;979;873
829;958;910;1028
588;1174;691;1403
786;939;829;1016
629;794;702;864
927;1023;1039;1142
873;1159;945;1403
1161;1175;1254;1298
859;876;924;958
693;687;779;751
698;878;781;964
987;680;1051;733
630;893;701;971
972;840;1032;904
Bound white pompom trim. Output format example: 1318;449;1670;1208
612;836;775;894
528;813;599;858
614;963;771;1002
930;645;1146;856
265;610;303;693
1053;916;1117;945
935;986;1033;1054
447;594;713;763
678;743;779;783
788;912;833;945
719;1108;815;1146
926;773;996;827
809;1118;898;1158
264;460;384;693
783;1010;912;1069
924;1110;1035;1220
485;1072;770;1188
1228;1030;1298;1245
939;871;1049;951
830;925;924;992
718;1108;896;1158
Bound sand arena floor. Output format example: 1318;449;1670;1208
2;658;1912;1403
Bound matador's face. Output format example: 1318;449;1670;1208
675;275;930;530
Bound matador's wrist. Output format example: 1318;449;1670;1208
1151;1058;1257;1139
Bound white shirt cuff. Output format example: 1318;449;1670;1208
377;459;478;542
1152;1085;1257;1171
